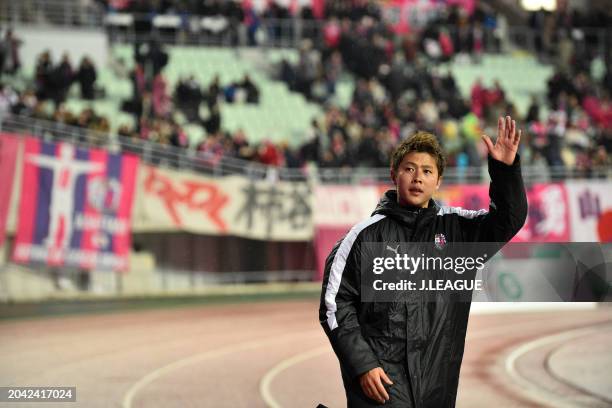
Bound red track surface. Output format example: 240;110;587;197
0;300;610;408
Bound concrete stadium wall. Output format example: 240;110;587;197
16;25;108;73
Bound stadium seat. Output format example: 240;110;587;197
99;45;323;147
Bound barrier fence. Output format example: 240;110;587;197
2;114;609;185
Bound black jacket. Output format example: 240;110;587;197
319;156;528;407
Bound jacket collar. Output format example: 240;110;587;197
372;189;439;227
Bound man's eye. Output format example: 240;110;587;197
425;170;432;174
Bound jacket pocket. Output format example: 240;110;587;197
379;358;408;385
369;336;407;363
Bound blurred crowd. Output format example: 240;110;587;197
529;3;611;64
277;3;501;105
115;40;260;149
99;0;313;19
272;2;611;173
155;0;612;173
1;0;611;174
34;51;99;103
0;83;112;136
0;37;108;133
290;64;611;174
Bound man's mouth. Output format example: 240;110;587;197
409;187;424;194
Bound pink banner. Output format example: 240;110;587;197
314;182;572;280
313;185;383;280
0;134;20;248
515;183;571;242
436;183;570;242
314;226;350;281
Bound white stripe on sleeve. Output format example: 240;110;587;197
324;214;386;331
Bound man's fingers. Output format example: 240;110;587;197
361;382;373;399
381;370;394;385
364;384;377;401
360;368;392;403
505;116;512;140
498;116;504;138
513;129;521;146
366;382;384;403
374;377;390;402
481;134;494;153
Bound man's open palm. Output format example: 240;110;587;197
482;116;521;165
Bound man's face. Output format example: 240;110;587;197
391;152;442;208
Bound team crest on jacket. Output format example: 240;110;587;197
434;233;447;250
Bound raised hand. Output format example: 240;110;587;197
481;116;521;165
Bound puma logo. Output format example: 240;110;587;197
386;244;400;254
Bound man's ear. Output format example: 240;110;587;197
436;176;442;190
390;168;396;186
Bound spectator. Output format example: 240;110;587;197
53;53;74;105
134;39;168;83
76;56;97;100
175;75;202;122
203;103;221;134
152;73;170;117
258;140;284;166
295;40;319;100
470;77;485;118
207;75;221;108
526;95;541;123
35;50;53;100
0;29;22;75
0;83;18;116
324;50;343;97
239;74;260;104
323;17;341;49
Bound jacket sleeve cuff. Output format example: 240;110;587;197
352;359;381;379
488;153;522;174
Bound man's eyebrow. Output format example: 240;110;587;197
403;161;434;168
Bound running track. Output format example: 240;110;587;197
0;300;610;407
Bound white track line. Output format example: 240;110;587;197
544;325;612;405
122;329;319;408
505;321;612;408
259;312;600;408
260;346;330;408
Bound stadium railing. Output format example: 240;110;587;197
0;0;105;27
1;113;609;184
104;19;612;59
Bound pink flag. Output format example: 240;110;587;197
13;137;140;271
